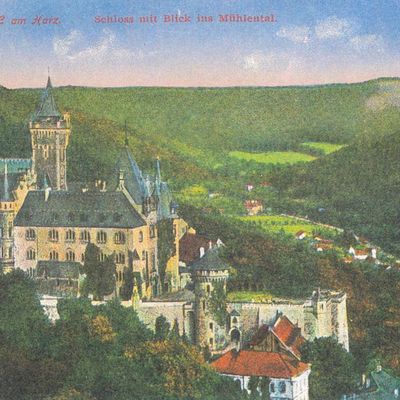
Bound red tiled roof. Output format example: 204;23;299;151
273;316;306;358
179;232;214;265
211;350;309;379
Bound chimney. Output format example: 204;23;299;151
45;186;51;202
199;247;205;258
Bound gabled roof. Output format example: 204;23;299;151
211;350;310;379
14;190;146;228
272;316;306;358
250;315;306;359
191;248;229;272
33;76;61;120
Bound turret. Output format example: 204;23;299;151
29;75;71;190
192;248;230;350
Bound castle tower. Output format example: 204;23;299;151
29;76;71;190
192;248;229;350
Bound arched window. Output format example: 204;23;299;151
270;382;275;393
65;229;76;242
97;231;107;244
26;248;36;260
149;225;156;238
139;231;143;242
81;253;85;262
115;253;125;264
80;230;90;243
98;252;107;262
49;250;59;261
66;250;75;261
114;231;126;244
8;247;12;258
25;229;36;241
48;229;59;242
232;317;238;324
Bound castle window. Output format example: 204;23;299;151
202;300;206;311
116;253;125;264
80;230;90;243
65;229;76;242
81;253;85;262
270;383;275;393
48;229;59;242
232;317;238;324
139;231;144;242
49;250;59;261
26;249;36;260
114;231;126;244
209;338;213;346
43;145;49;159
206;284;211;294
149;225;156;238
25;229;36;241
96;231;107;244
98;252;107;262
209;322;213;331
142;250;146;261
8;223;12;237
151;254;156;271
278;382;286;394
66;250;75;261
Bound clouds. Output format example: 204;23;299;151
315;16;353;39
276;25;311;44
350;34;384;52
275;15;384;54
52;29;138;62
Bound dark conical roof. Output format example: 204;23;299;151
33;76;61;119
191;248;230;271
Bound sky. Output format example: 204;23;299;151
0;0;399;88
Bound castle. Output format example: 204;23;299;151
0;77;350;363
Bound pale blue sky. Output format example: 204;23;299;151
0;0;399;87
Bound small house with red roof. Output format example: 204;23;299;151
211;349;310;399
244;199;263;216
250;315;306;360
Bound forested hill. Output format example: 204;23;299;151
271;129;400;254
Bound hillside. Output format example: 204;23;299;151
1;78;400;250
271;130;400;254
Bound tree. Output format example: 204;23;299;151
209;281;227;326
120;267;134;300
154;315;170;340
301;337;358;400
169;318;180;340
81;243;116;300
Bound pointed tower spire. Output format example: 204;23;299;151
33;74;61;119
3;161;10;201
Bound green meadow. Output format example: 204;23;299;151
229;151;316;165
301;141;346;154
237;215;337;236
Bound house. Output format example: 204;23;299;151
295;231;307;240
249;315;306;360
349;247;369;261
244;199;263;216
245;183;254;192
211;350;310;399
